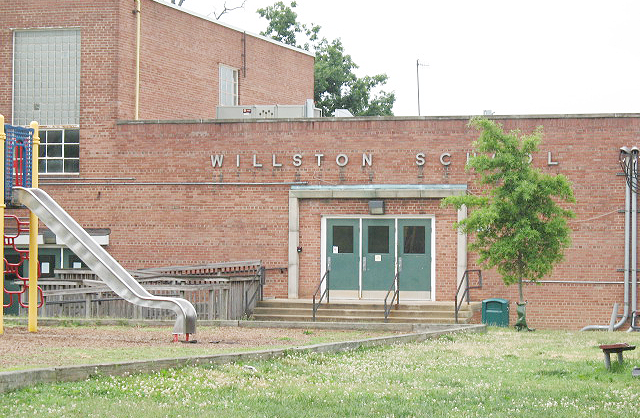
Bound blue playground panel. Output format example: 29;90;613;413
3;124;33;202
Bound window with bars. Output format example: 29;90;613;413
219;65;238;106
38;129;79;174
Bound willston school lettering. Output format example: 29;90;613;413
211;152;560;169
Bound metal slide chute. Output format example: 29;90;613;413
13;187;196;337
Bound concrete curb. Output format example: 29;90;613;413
3;317;475;332
0;323;485;393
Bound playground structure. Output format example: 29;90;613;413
1;116;197;340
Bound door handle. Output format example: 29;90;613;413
398;257;403;272
327;256;331;271
362;257;367;271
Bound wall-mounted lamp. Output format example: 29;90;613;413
368;200;385;215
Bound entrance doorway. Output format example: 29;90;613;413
324;217;433;300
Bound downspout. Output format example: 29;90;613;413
630;149;639;331
581;151;631;331
134;0;141;120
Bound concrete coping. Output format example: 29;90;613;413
289;184;467;199
116;113;640;126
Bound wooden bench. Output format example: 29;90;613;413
598;343;636;370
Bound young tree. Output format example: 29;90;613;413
442;117;575;330
257;1;395;116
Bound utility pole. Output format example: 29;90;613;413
416;59;429;116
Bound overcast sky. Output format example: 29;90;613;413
178;0;640;117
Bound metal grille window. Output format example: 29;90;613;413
13;29;81;126
219;65;238;106
38;129;79;174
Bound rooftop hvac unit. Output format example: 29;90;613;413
217;99;321;119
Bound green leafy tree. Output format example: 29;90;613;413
257;2;395;116
257;1;319;49
442;117;575;329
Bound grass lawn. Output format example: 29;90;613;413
1;328;640;417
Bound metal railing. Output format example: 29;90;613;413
454;269;483;324
384;271;400;322
312;270;329;321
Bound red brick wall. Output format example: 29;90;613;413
134;0;314;120
0;0;122;180
1;0;313;123
0;0;314;180
0;0;119;126
30;115;633;329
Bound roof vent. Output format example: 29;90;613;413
332;109;354;117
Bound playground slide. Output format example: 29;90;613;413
13;187;196;336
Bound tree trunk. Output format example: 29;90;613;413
515;276;533;331
518;277;525;304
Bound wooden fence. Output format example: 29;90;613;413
20;261;264;321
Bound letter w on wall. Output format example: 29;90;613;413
211;155;224;167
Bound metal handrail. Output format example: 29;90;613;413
454;269;482;324
244;266;265;317
384;271;400;322
312;270;329;321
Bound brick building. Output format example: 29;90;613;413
1;0;638;330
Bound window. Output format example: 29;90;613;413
13;29;81;126
38;254;56;278
403;226;426;254
333;226;354;253
219;65;238;106
38;129;79;173
368;226;390;254
67;254;86;269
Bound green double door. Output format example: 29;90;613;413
326;218;432;299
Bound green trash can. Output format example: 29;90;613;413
482;298;509;327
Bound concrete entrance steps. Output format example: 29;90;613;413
252;299;481;324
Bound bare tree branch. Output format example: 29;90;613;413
212;0;247;20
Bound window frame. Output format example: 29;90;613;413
218;64;239;106
38;127;80;175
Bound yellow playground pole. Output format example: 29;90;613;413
28;121;39;332
0;115;5;335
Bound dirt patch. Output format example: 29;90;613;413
0;325;392;371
